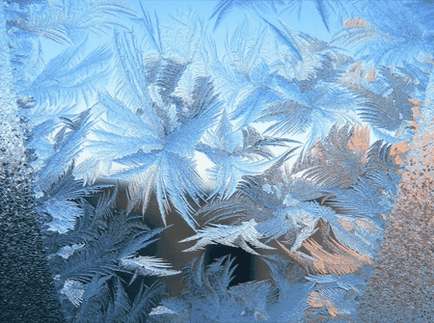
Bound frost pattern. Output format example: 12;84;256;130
2;0;433;322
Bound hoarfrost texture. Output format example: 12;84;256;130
0;2;64;322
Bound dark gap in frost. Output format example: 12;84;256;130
204;244;254;287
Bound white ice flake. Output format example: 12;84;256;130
180;219;275;255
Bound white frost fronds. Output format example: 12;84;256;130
61;279;85;307
289;208;319;252
44;199;83;234
149;305;177;316
56;243;86;259
120;256;182;277
180;219;275;255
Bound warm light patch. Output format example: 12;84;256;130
307;291;339;316
365;69;376;83
340;62;362;87
340;62;376;88
343;17;371;29
278;237;372;275
339;218;355;234
390;141;411;165
410;99;422;123
409;120;419;132
348;125;370;157
356;219;381;234
409;98;422;109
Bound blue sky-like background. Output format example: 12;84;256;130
41;1;333;61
